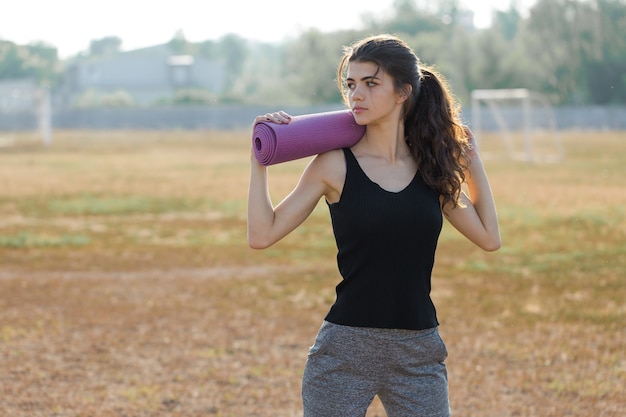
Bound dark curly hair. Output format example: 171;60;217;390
337;34;470;209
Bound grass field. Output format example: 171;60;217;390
1;129;625;417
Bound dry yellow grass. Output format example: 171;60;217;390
1;129;625;416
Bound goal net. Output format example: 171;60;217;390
470;88;563;163
0;78;52;146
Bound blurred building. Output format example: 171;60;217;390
0;78;48;131
58;43;226;107
0;78;39;111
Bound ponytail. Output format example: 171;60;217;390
406;66;469;210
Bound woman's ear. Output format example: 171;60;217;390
397;84;413;104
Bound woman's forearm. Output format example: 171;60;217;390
465;155;501;248
247;158;275;249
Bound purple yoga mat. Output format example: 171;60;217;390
252;110;366;166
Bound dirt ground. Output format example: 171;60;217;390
1;130;625;416
1;264;624;417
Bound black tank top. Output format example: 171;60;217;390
325;148;443;330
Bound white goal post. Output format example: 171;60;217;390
34;87;53;146
470;88;564;163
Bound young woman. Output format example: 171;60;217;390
248;34;501;417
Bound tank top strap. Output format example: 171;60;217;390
342;147;357;165
342;147;362;176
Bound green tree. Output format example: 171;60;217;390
198;40;218;59
168;30;197;55
217;34;248;90
493;3;522;41
372;0;466;36
524;0;606;103
583;0;626;103
225;42;293;106
384;0;444;35
471;29;524;90
0;40;59;86
136;0;626;106
284;29;370;105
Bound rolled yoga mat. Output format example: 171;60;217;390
252;109;366;166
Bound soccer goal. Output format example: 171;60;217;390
470;88;564;163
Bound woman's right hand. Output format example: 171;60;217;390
251;111;293;165
254;111;292;125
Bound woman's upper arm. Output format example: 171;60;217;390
264;152;342;246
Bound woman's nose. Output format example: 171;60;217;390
350;86;363;101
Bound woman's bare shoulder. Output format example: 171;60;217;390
308;149;347;203
312;148;346;175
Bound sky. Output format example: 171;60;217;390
0;0;536;59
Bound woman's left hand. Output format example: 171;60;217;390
463;125;479;158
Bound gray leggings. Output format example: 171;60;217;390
302;321;450;417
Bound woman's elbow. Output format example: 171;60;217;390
247;233;273;250
481;235;502;252
248;237;268;250
249;241;270;250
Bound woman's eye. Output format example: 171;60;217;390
367;81;377;87
346;83;355;90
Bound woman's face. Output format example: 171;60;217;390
346;60;404;126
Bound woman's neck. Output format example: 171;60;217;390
358;118;409;164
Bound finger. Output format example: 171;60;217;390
273;112;287;123
254;114;272;124
254;111;291;125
